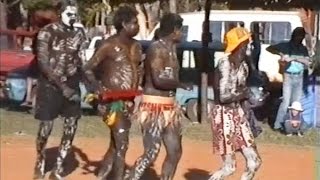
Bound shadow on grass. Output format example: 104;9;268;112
0;100;33;113
44;146;103;178
45;146;80;177
73;146;100;176
140;166;159;180
78;149;159;180
184;168;210;180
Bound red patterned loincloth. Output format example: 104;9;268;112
133;95;184;129
209;103;255;155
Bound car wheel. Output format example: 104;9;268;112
186;99;199;124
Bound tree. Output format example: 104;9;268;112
77;0;161;38
108;0;160;39
0;1;8;49
0;1;7;30
169;0;177;13
22;0;54;13
82;0;112;27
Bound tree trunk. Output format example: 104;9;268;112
135;1;160;40
0;1;7;29
101;0;111;34
95;12;100;27
20;2;28;27
169;0;177;13
101;9;106;33
185;0;190;12
160;0;170;15
0;1;8;49
135;3;148;40
197;0;203;11
299;8;318;56
144;1;160;33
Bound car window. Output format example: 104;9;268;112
181;25;189;42
208;21;244;43
94;39;102;49
178;50;196;68
250;21;292;44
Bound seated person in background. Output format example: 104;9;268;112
284;101;306;137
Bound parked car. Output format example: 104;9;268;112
0;29;35;102
2;25;92;110
142;10;320;82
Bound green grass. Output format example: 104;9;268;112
0;108;318;148
317;146;320;180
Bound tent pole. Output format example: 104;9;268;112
200;0;212;123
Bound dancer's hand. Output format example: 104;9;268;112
234;88;250;102
84;93;99;103
243;88;251;99
92;83;104;95
62;86;76;99
97;104;107;116
69;94;81;102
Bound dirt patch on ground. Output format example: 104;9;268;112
0;136;315;180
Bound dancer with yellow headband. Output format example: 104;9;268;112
208;27;262;180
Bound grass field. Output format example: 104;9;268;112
0;108;318;148
1;107;319;180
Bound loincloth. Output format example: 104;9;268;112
133;95;184;129
101;100;134;127
209;103;255;155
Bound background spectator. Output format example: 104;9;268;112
284;101;306;137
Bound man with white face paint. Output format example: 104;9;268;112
32;1;89;179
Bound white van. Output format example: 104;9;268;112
144;10;319;83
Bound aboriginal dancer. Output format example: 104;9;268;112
33;1;88;179
125;13;192;180
83;5;143;180
208;27;262;180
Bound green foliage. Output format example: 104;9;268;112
22;0;55;12
109;0;157;5
80;1;112;27
78;0;153;27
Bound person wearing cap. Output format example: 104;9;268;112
284;101;306;137
208;27;261;180
266;27;311;131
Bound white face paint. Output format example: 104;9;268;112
61;6;78;27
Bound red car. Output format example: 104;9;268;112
0;29;36;99
0;29;36;76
